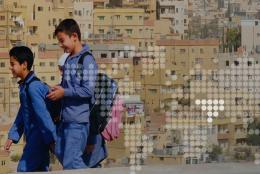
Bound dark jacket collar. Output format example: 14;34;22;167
17;71;35;85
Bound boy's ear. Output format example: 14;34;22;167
71;32;79;41
22;61;28;70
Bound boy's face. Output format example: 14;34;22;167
56;32;77;53
9;56;26;78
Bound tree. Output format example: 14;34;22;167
209;145;222;161
224;28;241;52
247;120;260;146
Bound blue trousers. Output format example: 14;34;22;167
17;137;50;172
55;122;89;169
84;134;108;168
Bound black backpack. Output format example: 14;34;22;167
77;52;118;135
25;77;61;124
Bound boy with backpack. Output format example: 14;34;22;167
47;18;104;169
4;46;57;172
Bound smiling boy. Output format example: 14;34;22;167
47;19;99;169
4;46;56;172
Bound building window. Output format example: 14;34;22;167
115;29;120;34
101;53;107;58
195;58;202;64
40;62;46;67
49;62;55;67
111;52;115;58
115;15;120;20
0;16;5;20
98;16;105;20
200;48;204;54
248;61;252;66
98;29;104;34
41;76;46;81
0;92;3;98
60;0;63;3
126;29;133;35
51;76;55;81
38;6;43;11
88;24;91;29
234;61;239;66
53;18;56;26
180;49;186;53
0;62;5;67
124;52;128;58
161;8;165;14
126;16;133;20
226;61;229;66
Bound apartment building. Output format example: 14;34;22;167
241;19;260;53
158;0;189;39
73;0;94;41
122;0;157;20
93;8;154;50
214;53;260;151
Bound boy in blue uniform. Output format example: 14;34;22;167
47;19;104;169
4;46;57;172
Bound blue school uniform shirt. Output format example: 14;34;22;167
8;71;57;145
61;44;98;124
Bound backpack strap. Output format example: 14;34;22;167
25;77;41;102
78;51;93;66
77;51;93;86
77;51;96;110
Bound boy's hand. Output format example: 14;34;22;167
84;144;95;154
47;86;64;101
4;139;13;152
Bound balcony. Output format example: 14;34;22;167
159;0;177;6
234;131;247;139
160;13;174;19
27;34;40;45
217;133;230;140
9;34;23;41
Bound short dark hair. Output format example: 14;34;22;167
54;18;81;41
9;46;34;70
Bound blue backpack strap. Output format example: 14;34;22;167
25;77;41;101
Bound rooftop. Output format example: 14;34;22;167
157;39;220;46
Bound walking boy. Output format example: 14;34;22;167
47;19;99;169
4;46;57;172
